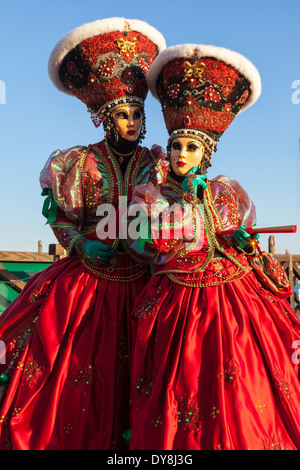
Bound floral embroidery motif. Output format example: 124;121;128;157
176;396;221;435
12;407;22;418
216;191;238;227
210;406;221;419
272;370;294;406
167;83;180;99
262;437;289;450
72;362;95;391
255;401;266;413
152;416;163;428
99;57;116;77
22;352;44;388
205;85;221;103
63;423;74;435
28;284;52;304
176;396;204;435
9;319;37;361
135;371;156;397
134;285;162;320
217;359;241;389
0;414;9;425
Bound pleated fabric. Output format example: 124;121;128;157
0;255;148;450
130;267;300;450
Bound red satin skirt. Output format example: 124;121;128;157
0;255;148;450
129;266;300;450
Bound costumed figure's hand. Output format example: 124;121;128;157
75;238;114;264
233;224;260;254
182;166;207;203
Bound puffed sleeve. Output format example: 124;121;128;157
40;146;88;254
40;146;88;225
210;175;256;231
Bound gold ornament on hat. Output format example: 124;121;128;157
116;37;137;55
183;61;206;83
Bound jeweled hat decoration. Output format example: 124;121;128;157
147;44;261;157
48;17;166;127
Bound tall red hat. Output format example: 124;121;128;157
147;44;261;154
48;17;166;126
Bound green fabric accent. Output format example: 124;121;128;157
233;224;260;249
182;166;208;194
137;218;153;252
122;429;131;445
41;188;58;224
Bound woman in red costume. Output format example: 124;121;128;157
128;44;300;450
0;18;167;450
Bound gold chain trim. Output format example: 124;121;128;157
167;268;249;287
80;258;148;282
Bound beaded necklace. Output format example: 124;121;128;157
104;140;138;198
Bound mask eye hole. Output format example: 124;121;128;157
187;143;201;152
133;109;142;120
171;141;181;151
115;111;128;119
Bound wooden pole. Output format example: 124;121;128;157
288;254;295;310
268;235;275;255
0;265;26;292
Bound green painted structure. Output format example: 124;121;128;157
0;245;64;314
0;261;52;313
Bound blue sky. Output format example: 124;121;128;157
0;0;299;255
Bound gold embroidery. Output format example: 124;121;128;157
80;258;148;282
116;37;137;55
262;437;289;450
183;60;206;83
167;267;248;287
255;401;266;413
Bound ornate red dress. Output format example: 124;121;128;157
0;140;167;450
128;174;300;450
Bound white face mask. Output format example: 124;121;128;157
170;137;205;176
